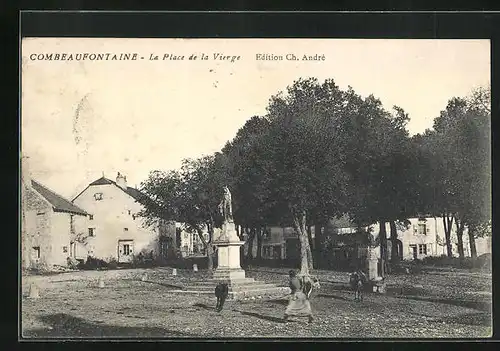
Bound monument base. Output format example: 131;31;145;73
175;220;289;300
178;276;289;300
367;278;387;294
213;267;246;281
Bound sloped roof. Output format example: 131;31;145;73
76;176;144;202
31;180;88;216
123;186;143;201
89;177;114;186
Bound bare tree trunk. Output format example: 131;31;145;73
455;218;465;260
306;240;314;270
314;223;322;268
291;208;310;276
389;221;399;263
306;225;314;269
256;226;263;260
379;220;387;277
246;227;256;260
443;214;454;257
468;224;478;260
197;227;213;271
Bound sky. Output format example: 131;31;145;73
21;38;490;199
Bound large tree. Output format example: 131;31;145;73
221;116;277;261
411;86;491;259
261;78;354;275
340;91;414;271
430;91;491;259
138;155;227;270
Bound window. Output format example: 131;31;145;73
124;228;129;232
62;246;68;253
94;193;103;201
418;244;427;255
89;215;94;220
88;228;95;237
418;223;427;235
32;246;40;259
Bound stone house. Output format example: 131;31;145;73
393;217;491;260
21;162;88;270
71;173;175;263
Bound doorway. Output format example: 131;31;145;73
410;244;418;260
118;240;134;263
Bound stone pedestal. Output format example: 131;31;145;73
213;221;246;281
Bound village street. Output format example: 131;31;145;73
21;266;492;339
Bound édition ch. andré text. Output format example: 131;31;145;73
255;53;326;61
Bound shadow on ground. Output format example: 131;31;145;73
317;293;354;302
22;313;196;338
193;303;216;311
391;294;492;312
233;309;286;323
140;280;184;290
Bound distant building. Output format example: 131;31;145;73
21;157;88;270
71;172;174;263
242;214;491;264
177;224;211;257
390;217;491;260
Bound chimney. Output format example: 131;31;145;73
21;155;32;188
116;172;128;190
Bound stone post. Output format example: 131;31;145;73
367;248;379;280
366;247;386;293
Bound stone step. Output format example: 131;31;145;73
165;286;290;300
183;283;282;292
187;278;257;287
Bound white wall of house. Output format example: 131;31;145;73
72;182;161;262
371;217;491;260
23;185;81;268
24;200;53;268
49;212;74;266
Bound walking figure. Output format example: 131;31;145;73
349;269;367;302
215;282;229;312
283;270;315;324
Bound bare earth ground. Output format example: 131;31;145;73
20;266;492;339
